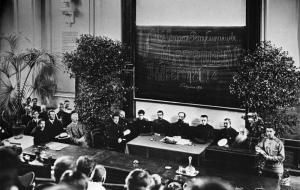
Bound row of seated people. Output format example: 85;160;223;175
102;110;246;151
0;145;235;190
20;100;75;133
22;109;246;150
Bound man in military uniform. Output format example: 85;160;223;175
255;126;285;179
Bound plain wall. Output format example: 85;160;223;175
265;0;300;67
136;0;246;26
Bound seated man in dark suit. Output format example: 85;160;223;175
132;110;152;137
45;110;64;141
21;106;32;127
152;110;170;136
25;110;39;135
31;120;49;145
104;113;131;151
31;98;41;113
192;115;214;143
168;112;190;138
216;118;239;147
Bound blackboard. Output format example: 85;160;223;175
135;26;246;108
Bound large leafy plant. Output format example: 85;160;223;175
230;41;300;137
0;35;58;126
63;34;131;129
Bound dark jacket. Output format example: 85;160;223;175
152;118;170;135
217;127;239;145
192;124;215;143
104;120;124;149
25;119;39;135
45;119;63;141
132;118;152;137
168;120;190;138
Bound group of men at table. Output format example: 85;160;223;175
1;104;285;179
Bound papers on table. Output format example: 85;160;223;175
176;138;192;145
161;136;192;145
47;142;69;151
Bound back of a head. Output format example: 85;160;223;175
54;156;74;183
76;156;96;178
91;164;107;183
60;170;88;190
183;178;233;190
0;146;20;190
126;169;153;190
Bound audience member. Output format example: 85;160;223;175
39;105;49;121
64;100;73;114
151;174;162;190
60;170;88;190
25;97;32;107
89;165;106;190
76;156;96;179
32;98;41;113
91;165;106;183
21;106;32;126
25;110;39;135
255;126;285;178
46;110;64;140
53;156;75;183
125;169;154;190
76;156;105;190
0;117;12;141
216;118;238;146
183;177;233;190
104;113;131;151
166;181;182;190
169;112;189;138
31;120;49;145
66;113;87;146
132;110;152;137
0;146;23;190
231;128;250;149
56;103;69;129
152;110;170;136
192;115;214;143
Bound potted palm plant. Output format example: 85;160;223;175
0;35;58;134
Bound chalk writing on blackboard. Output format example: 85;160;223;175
135;26;246;108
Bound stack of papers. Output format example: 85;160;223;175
47;142;69;151
176;139;192;145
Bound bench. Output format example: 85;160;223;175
204;145;258;170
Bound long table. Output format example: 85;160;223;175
125;135;212;166
20;141;300;189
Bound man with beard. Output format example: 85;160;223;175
169;112;190;138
